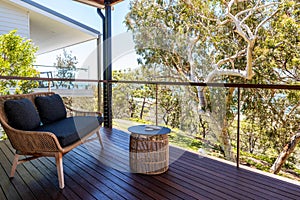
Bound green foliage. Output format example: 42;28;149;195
125;0;300;171
113;67;181;121
126;0;289;160
0;131;8;141
254;1;300;83
126;0;219;80
168;132;203;151
112;67;201;132
241;88;300;154
239;150;300;178
129;117;150;124
112;69;140;119
240;151;276;165
0;30;39;94
158;86;182;128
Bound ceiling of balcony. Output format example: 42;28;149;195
9;0;100;55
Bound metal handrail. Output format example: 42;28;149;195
1;75;300;90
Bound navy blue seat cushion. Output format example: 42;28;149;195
4;98;41;131
34;116;103;147
35;94;67;125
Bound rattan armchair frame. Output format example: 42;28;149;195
0;92;103;189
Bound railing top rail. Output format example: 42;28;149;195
111;80;300;90
0;75;100;83
0;75;299;90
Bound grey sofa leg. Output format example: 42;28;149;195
10;154;19;178
55;152;64;189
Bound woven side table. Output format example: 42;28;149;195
128;125;171;175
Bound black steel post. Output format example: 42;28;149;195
98;1;112;128
155;84;158;126
237;87;241;168
96;36;102;112
97;9;104;116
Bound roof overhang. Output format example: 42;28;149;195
73;0;123;9
8;0;101;55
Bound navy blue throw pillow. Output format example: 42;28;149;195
4;98;41;130
35;94;67;125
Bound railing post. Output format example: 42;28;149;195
155;84;158;126
100;1;112;128
237;87;241;168
97;36;102;113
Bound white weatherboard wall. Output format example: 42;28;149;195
0;0;29;38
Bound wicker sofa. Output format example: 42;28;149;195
0;92;103;189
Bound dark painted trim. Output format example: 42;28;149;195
20;0;100;35
102;1;113;128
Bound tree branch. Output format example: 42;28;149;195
271;130;300;174
205;68;248;82
285;101;300;120
216;49;246;67
188;34;202;80
255;8;281;35
239;0;261;24
236;2;279;19
228;12;251;43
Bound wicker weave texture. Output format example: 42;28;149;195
0;92;62;153
130;134;169;174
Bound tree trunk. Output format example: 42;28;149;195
129;99;135;118
221;127;233;161
199;116;207;138
140;97;146;119
162;113;168;125
201;111;234;161
271;131;300;174
248;133;257;154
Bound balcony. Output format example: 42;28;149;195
1;127;300;200
0;76;300;199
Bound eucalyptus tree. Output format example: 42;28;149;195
126;0;283;160
112;67;156;119
237;1;299;173
241;0;300;153
158;86;181;128
112;69;139;118
259;1;300;173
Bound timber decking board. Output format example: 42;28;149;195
178;150;300;198
0;144;35;200
73;146;180;200
0;127;300;200
5;141;81;200
81;133;210;199
75;145;204;199
69;149;163;200
169;150;299;199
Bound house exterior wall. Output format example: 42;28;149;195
0;0;29;38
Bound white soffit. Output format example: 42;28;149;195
8;0;100;54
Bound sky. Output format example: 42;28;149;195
32;0;130;35
33;0;139;78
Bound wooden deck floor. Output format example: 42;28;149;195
1;128;300;200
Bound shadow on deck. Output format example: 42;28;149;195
1;128;300;200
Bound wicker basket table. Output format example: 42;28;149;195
128;125;171;175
